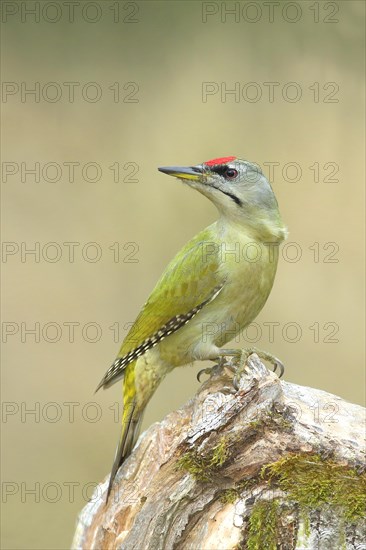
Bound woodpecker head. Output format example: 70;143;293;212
158;157;285;238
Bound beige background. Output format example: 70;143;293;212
2;1;365;548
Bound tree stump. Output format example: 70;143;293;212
72;354;365;550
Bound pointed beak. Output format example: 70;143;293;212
158;165;203;182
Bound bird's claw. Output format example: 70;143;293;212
197;359;236;383
271;358;285;378
197;366;215;383
240;347;285;379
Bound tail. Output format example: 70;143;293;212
106;364;144;502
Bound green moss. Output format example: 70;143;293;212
177;436;230;481
247;418;264;430
177;451;209;481
220;477;257;504
222;452;364;548
247;499;280;550
210;436;229;467
180;438;364;548
261;453;366;522
220;488;239;504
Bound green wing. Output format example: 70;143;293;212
120;227;222;355
96;226;223;391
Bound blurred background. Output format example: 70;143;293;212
1;1;365;548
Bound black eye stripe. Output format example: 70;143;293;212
211;165;228;176
211;165;238;179
209;165;241;206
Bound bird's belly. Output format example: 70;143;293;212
157;253;278;366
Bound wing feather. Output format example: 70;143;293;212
96;227;223;391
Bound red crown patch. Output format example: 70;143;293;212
204;156;237;167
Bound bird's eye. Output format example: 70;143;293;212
225;168;238;179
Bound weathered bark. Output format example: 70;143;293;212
72;354;365;550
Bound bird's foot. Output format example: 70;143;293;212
196;349;245;385
216;347;285;390
197;348;285;388
196;351;240;382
